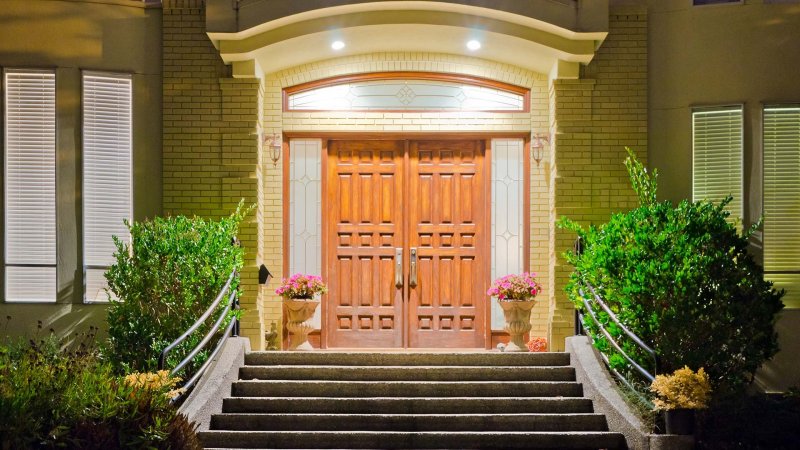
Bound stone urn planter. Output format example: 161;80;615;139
499;299;535;352
284;298;319;351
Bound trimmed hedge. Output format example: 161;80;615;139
560;149;784;398
105;202;251;375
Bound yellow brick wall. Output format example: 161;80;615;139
548;7;648;351
162;0;263;349
263;53;553;345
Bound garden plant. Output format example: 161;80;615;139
105;202;252;376
0;332;201;449
560;149;784;400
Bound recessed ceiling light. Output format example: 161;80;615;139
466;40;481;51
331;40;345;51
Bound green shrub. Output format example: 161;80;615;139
105;202;251;375
0;336;201;449
560;149;784;398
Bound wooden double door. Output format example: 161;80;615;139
325;139;489;348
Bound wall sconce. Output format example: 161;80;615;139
531;132;550;166
263;132;282;167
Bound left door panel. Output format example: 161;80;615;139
325;140;405;348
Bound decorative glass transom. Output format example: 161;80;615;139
286;78;526;112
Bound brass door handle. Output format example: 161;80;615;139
409;247;418;288
395;248;403;288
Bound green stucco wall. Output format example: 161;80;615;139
0;0;162;341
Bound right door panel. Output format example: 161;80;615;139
407;140;488;348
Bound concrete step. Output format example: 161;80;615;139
231;380;583;398
244;352;571;367
239;365;576;381
210;413;610;432
222;396;595;414
198;430;626;449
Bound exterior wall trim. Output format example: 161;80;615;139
282;133;531;349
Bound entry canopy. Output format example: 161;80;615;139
206;0;609;78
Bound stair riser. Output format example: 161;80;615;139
244;352;571;367
222;397;595;414
198;431;625;449
232;381;583;398
239;366;576;381
210;414;609;432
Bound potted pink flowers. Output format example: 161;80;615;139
487;272;542;352
276;274;328;351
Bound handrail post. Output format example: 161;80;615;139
232;291;240;337
574;308;583;336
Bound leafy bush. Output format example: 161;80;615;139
0;336;201;449
560;149;784;398
651;366;712;410
106;202;251;375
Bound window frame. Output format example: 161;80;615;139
80;70;133;304
691;104;745;221
761;103;800;308
283;72;531;113
3;68;58;303
692;0;744;7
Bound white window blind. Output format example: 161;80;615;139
4;70;57;302
764;106;800;308
692;106;743;222
82;72;132;303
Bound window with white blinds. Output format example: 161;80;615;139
692;106;743;222
82;72;132;303
764;105;800;308
4;70;57;303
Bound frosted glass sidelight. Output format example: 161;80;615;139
289;139;323;328
4;70;57;302
490;139;525;330
288;79;525;111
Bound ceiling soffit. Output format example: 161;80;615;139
206;1;609;78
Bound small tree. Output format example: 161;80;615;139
560;149;784;398
105;202;251;375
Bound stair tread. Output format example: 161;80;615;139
199;430;626;449
222;396;595;413
208;353;622;449
234;380;581;384
242;364;571;368
213;413;605;417
244;352;571;367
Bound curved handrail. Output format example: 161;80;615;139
158;270;236;371
584;282;657;360
156;268;240;403
572;239;658;388
577;284;656;382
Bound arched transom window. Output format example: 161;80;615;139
284;73;529;112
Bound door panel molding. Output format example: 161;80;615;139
310;136;495;349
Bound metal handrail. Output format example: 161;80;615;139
577;282;657;382
157;270;236;371
575;280;658;409
571;236;658;382
157;268;239;402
